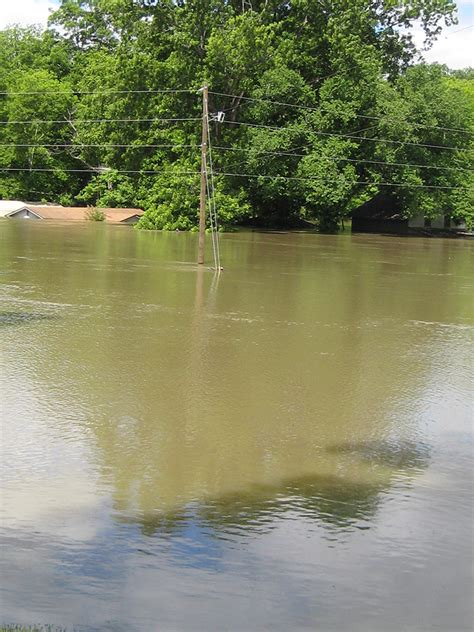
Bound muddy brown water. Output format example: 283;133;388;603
0;221;473;631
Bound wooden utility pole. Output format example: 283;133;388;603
198;85;208;265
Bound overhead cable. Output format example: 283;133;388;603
0;167;199;175
1;166;467;189
445;23;474;35
0;88;197;96
214;171;467;189
212;145;473;172
0;143;200;149
209;90;474;135
1;142;470;172
220;120;472;152
0;117;200;125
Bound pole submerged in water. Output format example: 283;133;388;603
198;85;208;265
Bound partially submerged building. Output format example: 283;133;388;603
1;202;144;224
351;195;467;235
0;200;29;217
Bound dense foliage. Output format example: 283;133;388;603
0;1;472;230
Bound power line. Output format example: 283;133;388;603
0;168;199;175
1;80;470;133
220;120;472;152
444;23;474;35
1;141;470;171
0;86;469;134
0;68;362;99
26;190;60;197
209;90;474;135
212;145;473;172
1;166;467;189
0;88;197;96
0;117;200;125
214;171;467;190
0;66;362;98
2;140;469;173
312;64;362;84
2;117;468;151
0;143;200;149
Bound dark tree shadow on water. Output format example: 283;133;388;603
128;470;420;541
116;473;378;538
196;473;382;534
326;439;431;469
138;510;191;539
119;439;431;539
0;311;58;327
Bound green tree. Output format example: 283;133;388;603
1;0;471;232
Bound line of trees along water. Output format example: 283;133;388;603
0;0;472;231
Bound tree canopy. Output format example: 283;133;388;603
0;0;472;230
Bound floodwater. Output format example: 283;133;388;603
0;221;473;631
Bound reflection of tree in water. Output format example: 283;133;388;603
120;440;430;538
327;439;430;470
138;509;190;539
134;475;381;538
4;232;440;543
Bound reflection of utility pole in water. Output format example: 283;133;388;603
191;266;221;341
182;267;221;459
194;263;205;312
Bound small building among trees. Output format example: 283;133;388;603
351;195;467;235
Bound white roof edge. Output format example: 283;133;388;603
0;200;28;216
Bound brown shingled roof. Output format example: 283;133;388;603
25;206;144;222
102;208;144;223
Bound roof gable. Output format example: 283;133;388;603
0;201;27;217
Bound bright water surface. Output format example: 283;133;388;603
0;221;473;631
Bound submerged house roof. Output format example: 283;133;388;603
22;206;87;220
0;201;27;217
101;208;144;223
5;204;144;223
